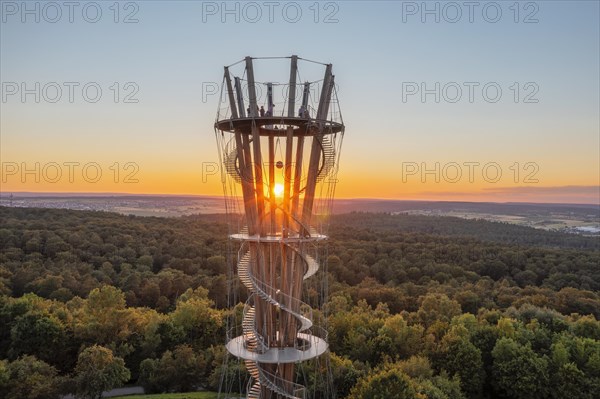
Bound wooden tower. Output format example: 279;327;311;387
214;56;344;399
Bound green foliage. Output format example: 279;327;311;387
417;294;462;328
73;345;130;399
551;362;593;399
348;366;417;399
170;288;223;350
328;299;389;363
414;373;466;399
204;344;248;393
397;356;434;379
138;345;207;393
0;359;8;387
1;207;599;397
298;352;366;399
377;314;425;360
425;373;466;399
0;355;64;399
572;315;600;340
491;338;549;399
434;327;484;397
329;353;367;398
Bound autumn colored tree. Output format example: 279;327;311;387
72;345;130;399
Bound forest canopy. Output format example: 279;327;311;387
0;206;599;399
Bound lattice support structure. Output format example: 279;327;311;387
214;56;344;399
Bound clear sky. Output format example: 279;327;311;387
1;0;599;204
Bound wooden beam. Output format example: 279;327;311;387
234;77;246;118
240;133;258;235
268;136;276;234
291;136;304;226
251;123;265;236
301;133;321;235
317;64;334;120
283;127;294;237
302;66;334;231
245;57;258;117
301;82;310;112
224;67;238;119
287;55;298;117
267;83;273;116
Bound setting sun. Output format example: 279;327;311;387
274;183;284;197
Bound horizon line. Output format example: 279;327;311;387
1;190;598;207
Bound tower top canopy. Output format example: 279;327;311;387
216;55;342;128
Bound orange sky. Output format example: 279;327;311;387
1;2;598;205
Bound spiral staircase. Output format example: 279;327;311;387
225;220;326;399
216;55;344;399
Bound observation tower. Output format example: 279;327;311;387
214;56;344;399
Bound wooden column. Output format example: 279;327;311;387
283;127;294;236
291;135;304;227
287;55;298;117
246;58;265;236
235;133;256;235
234;77;246;118
301;65;333;233
224;67;238;119
269;136;276;234
301;82;310;114
251;124;265;236
246;57;258;118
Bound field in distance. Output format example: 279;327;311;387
1;193;598;235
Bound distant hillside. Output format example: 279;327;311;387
330;212;600;250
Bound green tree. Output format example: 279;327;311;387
328;300;389;363
9;312;69;367
397;355;434;379
551;362;592;399
436;326;484;398
299;352;366;399
75;285;132;346
348;366;417;399
138;344;207;393
417;293;462;328
376;314;424;360
206;255;226;275
73;345;130;399
138;358;161;393
413;373;466;399
0;355;63;399
205;345;248;393
170;288;223;350
491;337;549;399
0;359;8;388
572;315;600;340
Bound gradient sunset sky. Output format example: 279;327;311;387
1;1;598;203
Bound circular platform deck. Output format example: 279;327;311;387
226;333;328;364
229;233;327;243
215;116;343;136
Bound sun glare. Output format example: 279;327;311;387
274;183;284;197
